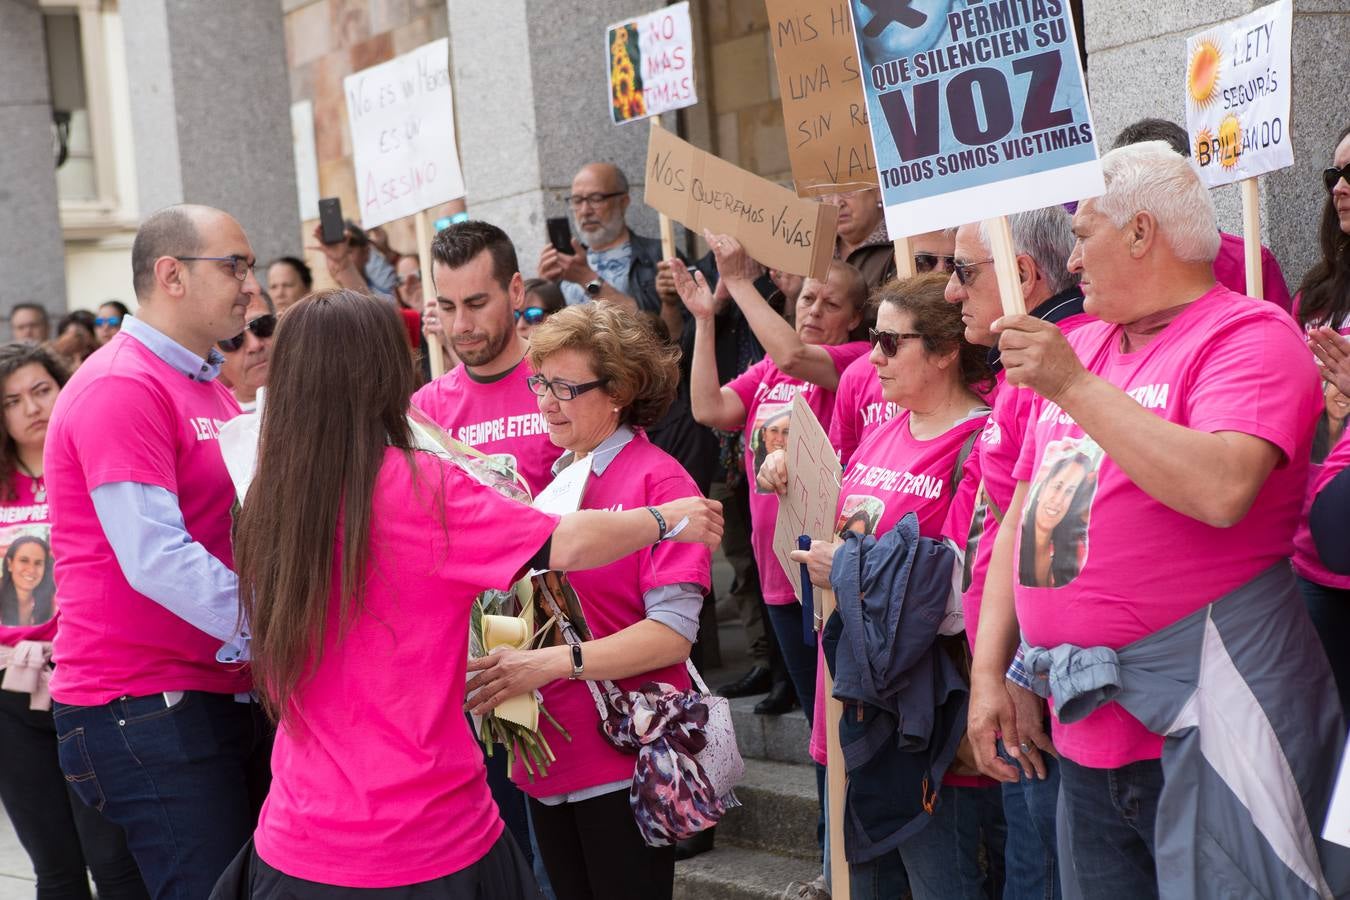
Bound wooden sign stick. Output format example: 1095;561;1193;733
416;211;447;379
985;215;1027;317
651;119;678;260
1241;178;1264;300
893;236;915;280
821;585;851;900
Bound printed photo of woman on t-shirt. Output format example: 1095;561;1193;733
0;533;54;627
1019;439;1102;589
836;494;885;537
751;404;791;494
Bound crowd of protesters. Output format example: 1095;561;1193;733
0;117;1345;900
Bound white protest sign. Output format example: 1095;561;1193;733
344;38;466;229
1184;0;1293;187
607;2;698;124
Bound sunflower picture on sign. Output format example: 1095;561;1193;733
608;22;646;123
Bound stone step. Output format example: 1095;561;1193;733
729;694;812;765
719;758;820;861
674;845;820;900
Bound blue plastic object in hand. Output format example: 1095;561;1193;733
798;535;815;647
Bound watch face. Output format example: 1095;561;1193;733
586;281;602;296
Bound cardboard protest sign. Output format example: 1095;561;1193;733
1184;0;1293;187
344;39;465;229
645;127;839;278
766;0;879;196
607;2;697;124
773;395;842;599
849;1;1103;237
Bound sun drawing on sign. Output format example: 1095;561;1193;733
1218;114;1242;170
1187;37;1222;107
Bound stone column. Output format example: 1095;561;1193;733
121;0;300;263
447;0;677;274
0;0;68;313
1083;0;1350;291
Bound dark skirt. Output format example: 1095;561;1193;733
210;831;541;900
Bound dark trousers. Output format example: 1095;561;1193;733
1056;756;1163;900
763;603;826;851
0;689;145;900
528;792;675;900
54;691;273;900
1298;576;1350;720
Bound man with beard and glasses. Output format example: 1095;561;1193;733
538;163;673;325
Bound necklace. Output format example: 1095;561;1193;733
16;461;45;503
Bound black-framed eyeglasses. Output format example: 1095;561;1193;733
526;373;609;401
953;258;995;286
914;253;957;274
1323;164;1350;193
514;307;548;325
217;314;277;353
869;328;924;358
174;255;259;282
94;316;122;328
565;191;626;209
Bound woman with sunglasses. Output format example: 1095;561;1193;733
762;274;996;900
217;292;277;412
0;343;146;900
516;278;566;340
1298;125;1350;334
224;292;720;899
93;301;128;346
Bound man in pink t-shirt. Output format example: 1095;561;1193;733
45;205;269;900
412;221;563;496
968;144;1324;899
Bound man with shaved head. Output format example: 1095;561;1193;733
539;162;673;325
45;204;271;898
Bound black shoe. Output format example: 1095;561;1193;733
717;665;772;698
754;682;798;715
675;827;716;860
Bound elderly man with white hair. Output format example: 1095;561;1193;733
967;142;1349;899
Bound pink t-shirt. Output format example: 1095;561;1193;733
1012;287;1320;768
515;431;711;797
946;315;1093;645
46;332;248;705
410;358;563;497
256;447;558;887
1213;231;1293;313
829;354;898;469
0;474;57;645
1293;435;1350;589
727;342;871;604
810;410;989;766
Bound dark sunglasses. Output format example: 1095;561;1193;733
1323;164;1350;193
526;374;608;401
914;253;956;274
94;316;122;328
953;258;995;286
868;328;924;358
514;307;548;325
217;313;277;353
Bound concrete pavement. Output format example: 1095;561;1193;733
0;812;35;898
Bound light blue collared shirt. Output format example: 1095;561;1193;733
88;316;249;665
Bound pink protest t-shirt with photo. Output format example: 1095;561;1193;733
256;447;558;888
809;410;988;766
1011;287;1321;769
514;432;711;798
944;313;1092;645
45;333;247;705
411;358;563;497
1293;434;1350;590
727;342;870;605
0;474;57;646
829;354;899;469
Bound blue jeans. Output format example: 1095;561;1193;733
850;785;995;900
1298;577;1350;720
54;692;272;900
1000;744;1061;900
763;603;826;853
1056;756;1162;900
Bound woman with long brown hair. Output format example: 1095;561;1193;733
223;290;721;899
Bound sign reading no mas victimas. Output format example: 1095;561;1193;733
850;0;1103;237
